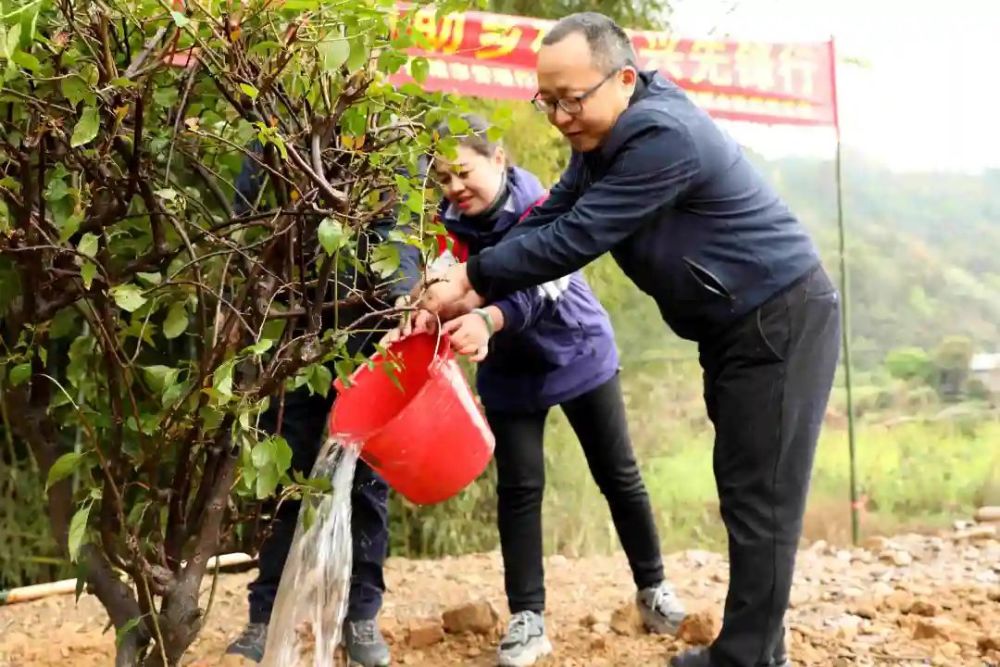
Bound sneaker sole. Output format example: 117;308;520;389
497;636;553;667
638;605;685;636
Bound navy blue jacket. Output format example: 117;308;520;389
435;166;618;413
466;72;821;342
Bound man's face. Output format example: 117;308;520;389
535;32;636;152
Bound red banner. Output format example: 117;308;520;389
390;6;837;127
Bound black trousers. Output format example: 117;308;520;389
487;374;664;613
247;375;389;624
700;266;841;666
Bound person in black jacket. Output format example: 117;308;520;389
417;13;840;667
225;145;421;667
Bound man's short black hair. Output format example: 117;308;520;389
541;12;637;73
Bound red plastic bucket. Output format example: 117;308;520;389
328;332;495;505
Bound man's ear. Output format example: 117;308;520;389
620;66;638;91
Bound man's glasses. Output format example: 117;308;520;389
531;69;620;116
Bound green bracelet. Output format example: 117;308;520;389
471;308;494;337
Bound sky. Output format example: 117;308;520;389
666;0;1000;173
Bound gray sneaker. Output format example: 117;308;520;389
225;622;267;663
497;611;553;667
343;619;391;667
637;582;686;635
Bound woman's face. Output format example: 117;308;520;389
433;144;505;216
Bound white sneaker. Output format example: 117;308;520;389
637;582;686;635
497;611;553;666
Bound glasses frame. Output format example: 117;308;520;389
531;68;621;116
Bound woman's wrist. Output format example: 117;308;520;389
484;305;504;333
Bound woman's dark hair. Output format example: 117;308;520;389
434;113;501;158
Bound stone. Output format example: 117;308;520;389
864;535;893;551
913;619;949;641
974;506;1000;523
590;634;607;650
466;646;482;658
610;603;645;637
978;635;1000;652
953;525;997;541
907;600;938;617
677;609;721;646
441;600;499;635
408;618;445;648
850;603;878;620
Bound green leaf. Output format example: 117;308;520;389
142;365;180;393
80;261;96;290
447;115;470;135
318;38;350;72
244;339;273;355
154;188;178;201
161;379;189;407
170;11;190;28
213;360;235;398
46;452;83;490
371;244;400;279
68;503;91;562
305;364;333;398
239;83;258;99
9;362;30;386
11;51;41;72
110;284;147;312
116;617;143;648
251;439;274;468
255;466;279;499
71;108;100;148
136;272;161;286
163;303;188;340
272;436;292;474
44;177;70;202
410;57;430;84
59;213;83;242
153;86;178;108
77;232;98;258
377;49;408;75
346;36;369;72
317;217;347;255
247;41;282;56
3;25;21;60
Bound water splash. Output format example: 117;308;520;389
260;438;360;667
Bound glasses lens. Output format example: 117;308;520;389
559;98;583;115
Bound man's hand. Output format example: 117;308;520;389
417;263;480;316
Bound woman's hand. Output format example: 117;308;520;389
441;307;504;363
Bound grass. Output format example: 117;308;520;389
538;408;1000;556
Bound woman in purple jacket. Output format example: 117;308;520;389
404;114;685;666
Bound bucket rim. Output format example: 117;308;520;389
328;333;452;440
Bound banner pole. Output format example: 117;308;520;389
829;37;860;545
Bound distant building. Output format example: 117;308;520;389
970;353;1000;395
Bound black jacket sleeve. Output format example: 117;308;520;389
466;116;701;299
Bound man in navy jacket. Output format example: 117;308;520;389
419;13;841;667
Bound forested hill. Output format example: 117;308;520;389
755;151;1000;369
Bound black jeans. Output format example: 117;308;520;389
700;266;841;666
487;373;664;613
247;375;389;624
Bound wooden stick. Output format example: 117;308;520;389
0;552;256;606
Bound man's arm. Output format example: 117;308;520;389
492;276;570;334
466;120;700;299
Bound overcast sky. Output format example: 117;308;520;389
666;0;999;173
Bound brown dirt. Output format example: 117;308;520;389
1;528;998;666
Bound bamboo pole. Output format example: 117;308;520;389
0;552;255;606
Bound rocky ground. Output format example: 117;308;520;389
1;524;998;666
